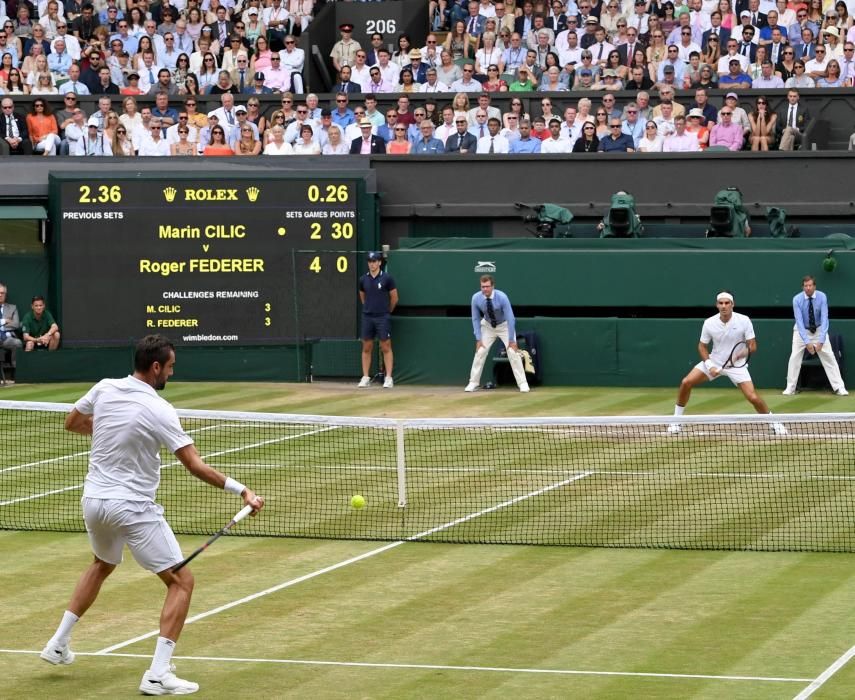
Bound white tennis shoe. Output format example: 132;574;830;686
39;643;75;665
383;376;394;388
139;668;199;695
357;376;371;388
666;423;682;435
781;388;796;396
464;382;478;392
519;383;530;393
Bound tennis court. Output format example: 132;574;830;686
2;383;855;698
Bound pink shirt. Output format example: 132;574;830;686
360;137;372;154
709;121;743;151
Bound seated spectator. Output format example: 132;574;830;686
111;122;134;155
203;125;234;155
508;64;537;90
719;57;752;88
321;125;348;155
1;97;33;154
209;69;238;95
482;64;508;91
663;115;699;151
234;123;261;155
816;59;848;86
709;106;744;150
785;60;815;87
263;53;292;92
412;120;445;153
573;120;599;152
508;119;541;153
748;96;777;150
22;295;60;351
138;118;169;156
450;62;483;92
476;116;509;153
638;120;664;151
294;123;321;154
722;91;751;135
600;118;636;152
685;108;711;149
445;115;478;153
752;59;785;88
0;282;22;381
777;88;811;150
26;98;61;155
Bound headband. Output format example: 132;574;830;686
716;292;734;303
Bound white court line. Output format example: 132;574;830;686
0;648;811;684
792;643;855;699
0;423;227;477
96;471;594;654
0;425;335;508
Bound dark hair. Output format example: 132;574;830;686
134;334;174;372
31;294;45;303
803;274;815;284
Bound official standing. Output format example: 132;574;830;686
783;275;848;395
358;252;398;388
465;275;529;392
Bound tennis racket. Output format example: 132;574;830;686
172;504;254;573
722;340;751;369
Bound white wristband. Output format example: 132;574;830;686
224;477;246;496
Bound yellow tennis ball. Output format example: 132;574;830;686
351;495;366;509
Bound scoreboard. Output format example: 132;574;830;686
51;176;370;347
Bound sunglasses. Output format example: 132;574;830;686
117;129;126;133
394;127;406;131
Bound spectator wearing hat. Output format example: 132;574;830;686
74;116;112;155
823;25;844;59
350;117;386;154
121;71;143;95
719;56;753;87
684;108;710;149
245;71;273;94
580;16;600;50
593;67;623;90
331;23;361;72
407;48;429;82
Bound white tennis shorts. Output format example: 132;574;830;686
82;497;183;573
694;360;752;386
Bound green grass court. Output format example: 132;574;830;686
2;382;855;698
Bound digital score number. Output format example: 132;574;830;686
56;178;363;346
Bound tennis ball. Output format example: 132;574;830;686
350;494;366;509
823;257;837;272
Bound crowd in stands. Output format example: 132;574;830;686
0;0;852;155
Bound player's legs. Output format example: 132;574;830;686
155;566;195;643
784;328;807;393
736;380;770;413
676;367;710;408
467;321;498;388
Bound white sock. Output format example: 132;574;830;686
50;610;80;648
150;636;176;676
673;405;685;417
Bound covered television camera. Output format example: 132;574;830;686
515;202;573;238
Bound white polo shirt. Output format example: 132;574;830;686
76;375;193;502
700;311;755;368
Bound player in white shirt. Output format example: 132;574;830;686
40;335;264;696
668;291;787;434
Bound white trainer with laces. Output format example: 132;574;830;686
40;643;75;665
666;423;682;435
383;376;394;388
357;376;371;388
771;421;788;436
139;669;199;696
464;382;478;392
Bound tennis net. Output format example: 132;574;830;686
2;400;854;551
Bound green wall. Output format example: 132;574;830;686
390;317;842;389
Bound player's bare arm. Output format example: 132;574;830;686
174;444;265;513
64;409;93;435
747;338;757;354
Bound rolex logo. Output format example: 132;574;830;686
163;187;177;203
246;186;260;203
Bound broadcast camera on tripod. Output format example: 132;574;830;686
514;202;573;238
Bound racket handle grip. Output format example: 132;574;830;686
232;504;254;525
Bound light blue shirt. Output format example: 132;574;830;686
48;52;73;74
471;289;516;341
793;290;829;344
411;137;445;154
509;136;541;154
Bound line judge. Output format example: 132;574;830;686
465;274;530;392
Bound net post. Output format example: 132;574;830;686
396;421;407;508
